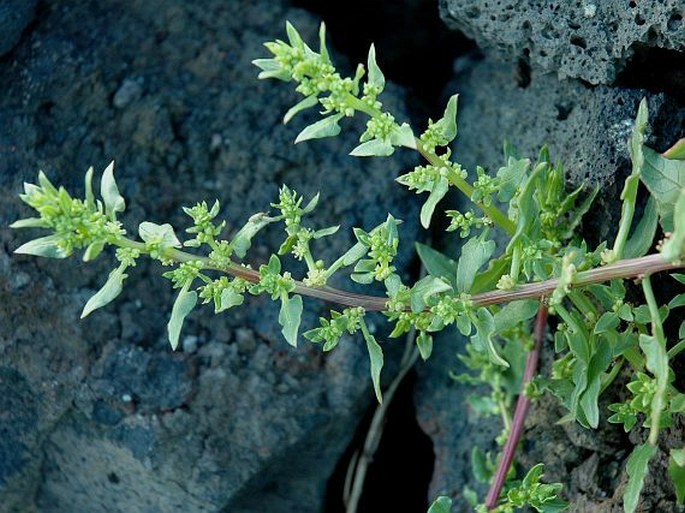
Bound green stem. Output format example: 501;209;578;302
611;174;639;260
667;339;685;358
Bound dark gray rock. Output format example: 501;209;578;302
439;0;685;84
0;0;37;56
0;1;420;512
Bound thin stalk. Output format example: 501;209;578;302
485;304;548;510
116;237;683;313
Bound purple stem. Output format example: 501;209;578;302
485;303;549;510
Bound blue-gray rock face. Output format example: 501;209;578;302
439;0;685;84
0;0;37;56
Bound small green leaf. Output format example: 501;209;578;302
415;242;458;289
661;188;685;261
361;319;384;403
285;21;304;49
350;138;394;157
623;443;657;513
279;293;303;348
294;113;344;143
416;331;433;360
427;496;452;513
84;165;95;208
594;311;620;334
14;234;68;259
318;22;330;64
101;161;125;220
81;264;128;318
457;234;496;293
624;196;658;258
471;308;509;367
340;241;368;266
669;448;685;505
139;221;182;249
410;275;452;313
390;123;416;149
641;146;685;232
639;333;669;443
669;293;685;309
496;157;530;202
420;176;449;229
252;58;290;81
283;95;319;124
302;192;320;213
434;94;458;144
470;254;510;294
493;300;538;332
366;43;385;91
663;138;685;160
312;225;340;239
167;283;198;350
83;241;106;262
231;212;275;258
9;217;49;229
217;288;244;312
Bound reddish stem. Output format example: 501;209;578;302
485;303;549;510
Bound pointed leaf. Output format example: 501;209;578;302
420;176;449;229
167;284;198;350
231;212;275;258
623;443;657;513
341;242;368;266
641;146;685;232
366;43;385;91
9;217;49;229
427;496;452;513
663;138;685;160
415;242;457;289
410;275;452;313
416;332;433;360
295;113;344;143
496;157;530;202
361;320;384;403
83;241;106;262
471;308;509;367
139;222;182;249
84;166;95;208
283;95;319;124
435;94;458;144
101;161;125;219
285;21;304;49
14;234;68;259
81;264;128;318
318;22;330;64
252;58;291;81
279;293;303;347
217;288;244;313
390;123;416;149
350;138;394;157
624;195;658;258
312;225;340;239
661;188;685;261
457;235;496;293
669;448;685;505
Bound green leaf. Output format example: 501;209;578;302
312;225;340;239
639;333;669;442
294;113;344;143
669;448;685;505
410;275;452;313
624;196;658;258
167;283;198;350
415;242;457;289
318;22;330;64
366;43;385;91
139;221;182;249
9;217;49;229
457;234;496;293
340;241;368;266
283;95;319;124
390;123;416;149
252;58;291;81
669;293;685;309
279;293;303;348
84;165;95;208
493;300;538;332
83;240;106;262
623;443;657;513
81;264;128;318
419;176;449;229
231;212;275;258
470;254;510;295
100;161;125;220
471;308;509;367
361;319;384;403
434;94;458;144
285;21;305;49
663;138;685;160
217;288;244;313
350;138;394;157
496;157;530;202
661;188;685;261
594;311;620;334
14;234;68;259
427;496;452;513
641;146;685;232
416;331;433;360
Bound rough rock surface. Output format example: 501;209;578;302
0;1;419;512
439;0;685;84
0;0;38;56
414;56;685;511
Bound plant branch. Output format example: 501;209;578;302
485;303;548;510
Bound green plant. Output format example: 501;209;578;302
11;22;685;512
